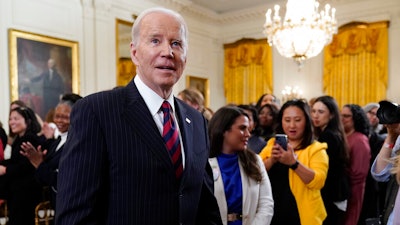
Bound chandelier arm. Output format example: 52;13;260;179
263;0;337;66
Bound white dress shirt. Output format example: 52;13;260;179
134;75;185;168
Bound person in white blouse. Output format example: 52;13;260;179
208;106;274;225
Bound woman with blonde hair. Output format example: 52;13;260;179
178;88;213;121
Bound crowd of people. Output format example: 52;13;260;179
218;95;399;225
0;93;82;225
0;6;399;225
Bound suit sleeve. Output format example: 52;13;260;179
195;160;223;225
33;139;57;187
56;98;108;225
195;117;223;225
35;159;57;187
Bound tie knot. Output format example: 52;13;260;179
161;101;171;113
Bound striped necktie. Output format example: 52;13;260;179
161;101;183;179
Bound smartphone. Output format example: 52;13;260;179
275;134;288;150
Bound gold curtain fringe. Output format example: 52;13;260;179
224;38;273;105
323;21;388;107
328;27;387;56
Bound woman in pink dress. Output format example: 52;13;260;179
341;104;371;225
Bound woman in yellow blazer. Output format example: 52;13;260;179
209;106;274;225
259;99;329;225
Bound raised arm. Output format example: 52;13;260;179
374;124;400;173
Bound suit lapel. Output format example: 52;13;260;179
121;81;172;169
46;137;62;158
174;99;193;182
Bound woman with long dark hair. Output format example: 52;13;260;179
255;93;278;110
341;104;371;225
0;107;45;225
257;104;279;142
208;106;274;225
311;96;350;225
237;104;266;154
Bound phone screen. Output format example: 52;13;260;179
275;134;288;150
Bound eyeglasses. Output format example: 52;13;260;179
367;111;377;117
341;114;352;118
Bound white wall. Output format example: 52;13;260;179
1;0;399;129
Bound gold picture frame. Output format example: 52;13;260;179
9;29;79;119
186;76;210;107
116;19;135;87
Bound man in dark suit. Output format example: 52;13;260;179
56;7;222;225
32;58;65;118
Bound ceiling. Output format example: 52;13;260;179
190;0;270;14
160;0;347;15
148;0;345;23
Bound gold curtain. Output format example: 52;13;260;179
323;21;389;107
224;38;273;105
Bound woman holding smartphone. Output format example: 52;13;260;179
259;99;329;225
208;106;274;225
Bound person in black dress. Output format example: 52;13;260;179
311;95;350;225
21;93;82;209
0;107;44;225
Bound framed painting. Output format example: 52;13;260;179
115;19;135;86
8;29;79;119
186;75;209;107
117;57;135;87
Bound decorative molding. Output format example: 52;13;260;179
149;0;399;26
81;0;93;8
149;0;267;24
94;0;112;11
81;0;94;18
334;0;397;26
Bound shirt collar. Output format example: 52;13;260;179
59;132;68;139
134;75;176;116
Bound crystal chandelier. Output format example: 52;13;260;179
263;0;337;66
281;86;303;103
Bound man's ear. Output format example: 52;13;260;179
130;42;139;66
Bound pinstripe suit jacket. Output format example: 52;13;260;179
55;80;222;225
